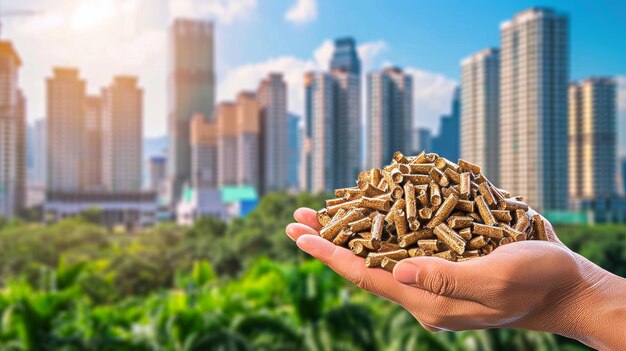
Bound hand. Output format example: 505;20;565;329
286;208;626;350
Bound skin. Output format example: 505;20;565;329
286;207;626;351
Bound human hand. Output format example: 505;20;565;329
286;207;626;350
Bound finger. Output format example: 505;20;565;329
296;234;415;302
285;222;319;241
393;256;496;302
293;207;323;231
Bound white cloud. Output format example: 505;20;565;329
358;41;387;71
218;39;389;117
284;0;317;24
313;39;333;70
405;68;458;132
169;0;257;23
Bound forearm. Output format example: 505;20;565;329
555;256;626;350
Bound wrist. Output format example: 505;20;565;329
550;254;626;349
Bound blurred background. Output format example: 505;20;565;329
0;0;624;349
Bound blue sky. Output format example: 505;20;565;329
5;0;626;144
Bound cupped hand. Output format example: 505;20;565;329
285;208;605;337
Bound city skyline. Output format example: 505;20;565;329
5;0;625;151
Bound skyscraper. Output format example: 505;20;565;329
461;48;500;183
568;78;617;200
46;68;86;193
287;113;301;190
304;69;361;193
431;87;460;161
235;92;260;191
167;19;215;204
367;67;413;169
217;102;238;186
330;37;361;74
101;76;143;192
0;40;26;217
257;73;288;194
190;114;218;189
31;119;46;186
83;95;103;190
499;8;569;211
413;127;432;154
148;155;167;194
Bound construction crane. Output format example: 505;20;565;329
0;3;42;38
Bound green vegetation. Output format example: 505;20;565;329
0;192;618;350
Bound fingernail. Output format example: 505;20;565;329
393;261;419;284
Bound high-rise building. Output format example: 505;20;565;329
330;37;361;75
568;78;617;200
431;87;460;161
46;68;86;193
190;114;218;189
167;19;215;204
304;69;361;193
148;155;167;194
0;41;26;217
31;119;46;186
217;102;238;186
367;67;413;168
413;127;432;154
287;113;301;190
499;8;569;211
460;48;500;184
101;76;143;192
235;92;260;191
83;95;103;190
257;73;288;194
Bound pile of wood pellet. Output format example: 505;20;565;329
316;151;549;271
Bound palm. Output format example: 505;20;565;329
286;207;579;333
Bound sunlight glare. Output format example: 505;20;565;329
72;0;115;30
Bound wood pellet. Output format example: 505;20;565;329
316;151;548;266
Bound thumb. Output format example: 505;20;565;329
393;257;490;300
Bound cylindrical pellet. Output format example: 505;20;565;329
472;223;503;239
514;213;530;232
458;159;481;175
371;213;385;241
404;174;431;185
418;207;432;220
404;182;417;221
351;242;368;258
360;196;391;212
327;199;361;216
393;151;409;164
349;217;372;232
365;249;409;267
459;172;471;199
426;193;459;228
433;250;456;261
447;215;474;229
455;200;474;212
394;209;409;237
467;235;489;250
444;167;461;184
417;239;445;252
492;210;513;223
478;182;496;206
332;229;354;246
532;214;548;241
381;257;398;272
320;209;361;240
433;223;466;255
458;227;472;241
316;208;332;227
410;163;434;174
429;182;441;206
398;229;435;247
475;195;497;225
358;180;386;197
390;168;403;184
429;167;449;187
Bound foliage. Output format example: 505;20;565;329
0;192;618;350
